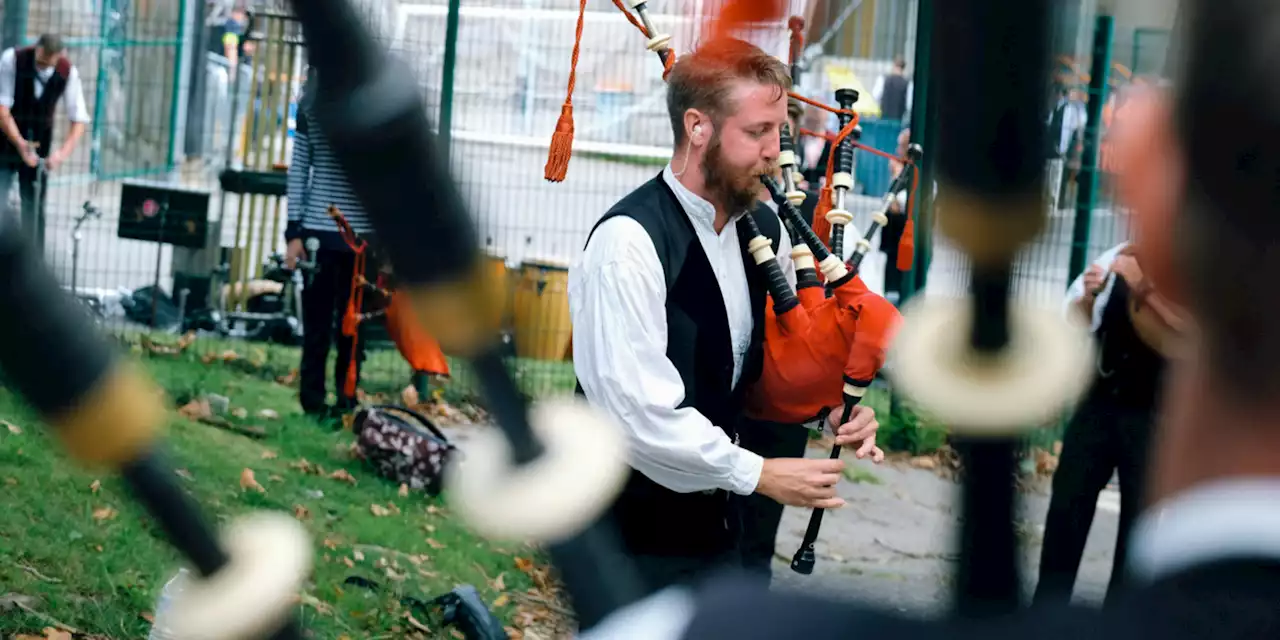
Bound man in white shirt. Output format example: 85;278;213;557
0;34;91;249
569;37;879;629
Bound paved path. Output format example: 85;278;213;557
442;425;1120;616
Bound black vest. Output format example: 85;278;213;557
0;48;69;163
576;174;781;557
1092;276;1166;410
880;73;910;121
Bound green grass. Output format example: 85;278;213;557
0;349;557;639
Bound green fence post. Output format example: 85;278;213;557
167;0;190;169
899;0;932;305
438;0;462;163
1;0;27;50
1066;14;1114;285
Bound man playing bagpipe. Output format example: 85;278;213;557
584;0;1280;637
567;38;881;631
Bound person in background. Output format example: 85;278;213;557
1046;81;1087;211
871;55;913;123
285;68;377;422
0;34;90;250
1034;240;1183;606
880;127;913;298
209;4;249;80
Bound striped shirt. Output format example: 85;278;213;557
285;105;375;250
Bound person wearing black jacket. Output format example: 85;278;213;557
1033;242;1176;606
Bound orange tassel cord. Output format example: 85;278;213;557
328;206;451;399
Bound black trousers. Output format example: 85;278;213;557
299;248;369;413
734;416;812;583
1034;389;1154;606
0;161;48;250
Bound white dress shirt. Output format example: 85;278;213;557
569;165;795;496
0;48;92;124
1048;97;1087;157
1063;241;1130;333
1128;478;1280;583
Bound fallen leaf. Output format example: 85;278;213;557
387;502;401;515
231;407;249;419
505;626;525;640
406;611;431;633
293;504;311;521
370;504;391;517
268;475;284;483
240;468;266;493
450;630;465;639
408;554;426;565
330;469;358;485
424;523;436;534
398;483;409;498
92;507;118;522
426;538;446;549
140;611;155;623
514;557;535;573
353;550;365;562
5;477;17;486
342;557;355;568
491;573;506;591
258;408;280;420
908;456;937;470
89;479;101;494
385;567;407;582
322;537;340;550
401;384;420;407
290;458;318;474
492;593;510;608
261;450;279;460
276;369;299;386
426;505;441;516
341;413;356;431
3;420;22;434
174;468;195;481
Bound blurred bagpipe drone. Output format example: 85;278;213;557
541;0;925;573
0;0;1097;637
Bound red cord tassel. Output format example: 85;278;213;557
897;219;915;272
544;104;575;182
811;186;834;252
544;0;587;182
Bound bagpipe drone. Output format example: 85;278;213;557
542;1;924;576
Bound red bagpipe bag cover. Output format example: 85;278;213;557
745;275;903;424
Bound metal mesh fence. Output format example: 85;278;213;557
0;0;1173;427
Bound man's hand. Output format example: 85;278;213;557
1082;263;1106;296
827;404;885;462
285;238;306;270
46;149;66;172
1111;254;1145;289
19;141;38;168
756;457;845;509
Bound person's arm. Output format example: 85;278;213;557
49;66;90;169
284;113;313;243
905;80;914;115
570;217;763;495
0;49;26;150
1064;242;1127;328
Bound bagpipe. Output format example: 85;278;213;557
545;2;924;576
325;204;451;398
